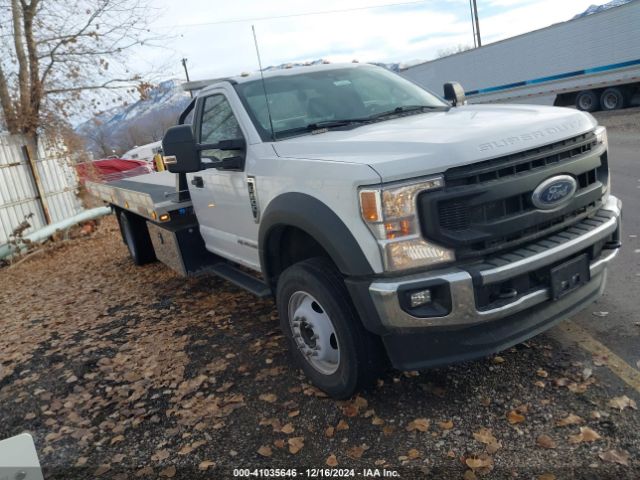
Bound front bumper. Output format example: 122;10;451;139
347;195;621;370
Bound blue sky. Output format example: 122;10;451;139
140;0;610;81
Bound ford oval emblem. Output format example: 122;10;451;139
531;175;577;210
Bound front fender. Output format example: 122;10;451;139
259;192;374;286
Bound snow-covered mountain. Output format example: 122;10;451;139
103;79;189;126
76;79;191;157
573;0;633;18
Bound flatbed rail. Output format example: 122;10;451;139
85;171;191;222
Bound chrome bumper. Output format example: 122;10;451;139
369;195;621;329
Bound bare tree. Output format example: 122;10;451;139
0;0;160;147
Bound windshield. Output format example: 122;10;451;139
234;65;448;140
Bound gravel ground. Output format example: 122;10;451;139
593;107;640;135
1;217;638;480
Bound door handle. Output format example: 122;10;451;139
191;176;204;188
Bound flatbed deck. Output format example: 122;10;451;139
86;171;192;222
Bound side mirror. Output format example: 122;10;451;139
162;125;201;173
218;138;246;151
220;156;244;170
443;82;465;107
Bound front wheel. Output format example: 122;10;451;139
276;258;385;399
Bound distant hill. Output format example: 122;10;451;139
76;79;191;158
573;0;633;18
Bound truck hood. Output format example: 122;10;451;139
272;104;597;182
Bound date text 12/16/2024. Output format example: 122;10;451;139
233;468;401;478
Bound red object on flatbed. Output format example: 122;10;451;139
76;158;154;184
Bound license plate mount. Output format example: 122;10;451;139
550;254;590;300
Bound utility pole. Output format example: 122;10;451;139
181;58;193;98
470;0;482;47
469;0;477;47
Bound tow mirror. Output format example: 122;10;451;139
213;138;246;170
443;82;465;107
219;156;244;170
218;138;246;151
162;125;201;173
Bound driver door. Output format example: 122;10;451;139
187;92;260;269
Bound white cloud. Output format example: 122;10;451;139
141;0;611;80
479;0;607;44
485;0;535;7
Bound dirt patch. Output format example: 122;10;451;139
1;217;638;479
593;107;640;136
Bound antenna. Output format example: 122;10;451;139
252;25;276;141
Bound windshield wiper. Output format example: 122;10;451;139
284;105;445;137
306;118;370;130
304;106;438;131
368;105;444;120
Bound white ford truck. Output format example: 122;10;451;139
87;63;622;398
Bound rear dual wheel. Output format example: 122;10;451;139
576;87;628;112
599;87;627;111
576;90;599;112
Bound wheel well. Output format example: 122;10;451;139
554;92;577;107
264;226;333;288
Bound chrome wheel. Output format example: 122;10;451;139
288;291;340;375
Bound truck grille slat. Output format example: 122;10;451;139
418;131;609;259
445;132;595;187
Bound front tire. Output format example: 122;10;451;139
276;258;385;399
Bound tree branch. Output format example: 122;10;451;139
45;77;141;95
39;2;107;86
11;0;30;128
21;0;41;133
0;63;18;131
0;0;162;137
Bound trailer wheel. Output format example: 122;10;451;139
119;211;156;265
576;90;599;112
276;257;386;399
600;87;626;111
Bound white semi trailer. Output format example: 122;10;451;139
401;0;640;112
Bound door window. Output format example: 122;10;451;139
199;94;244;161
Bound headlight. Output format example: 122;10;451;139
594;126;610;200
359;176;455;271
595;125;607;148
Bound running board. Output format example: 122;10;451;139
209;262;272;298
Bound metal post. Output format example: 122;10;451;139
472;0;482;47
181;58;193;98
21;143;52;225
469;0;477;48
176;173;190;202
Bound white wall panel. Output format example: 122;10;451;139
0;133;83;244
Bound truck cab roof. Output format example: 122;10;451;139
185;63;376;96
